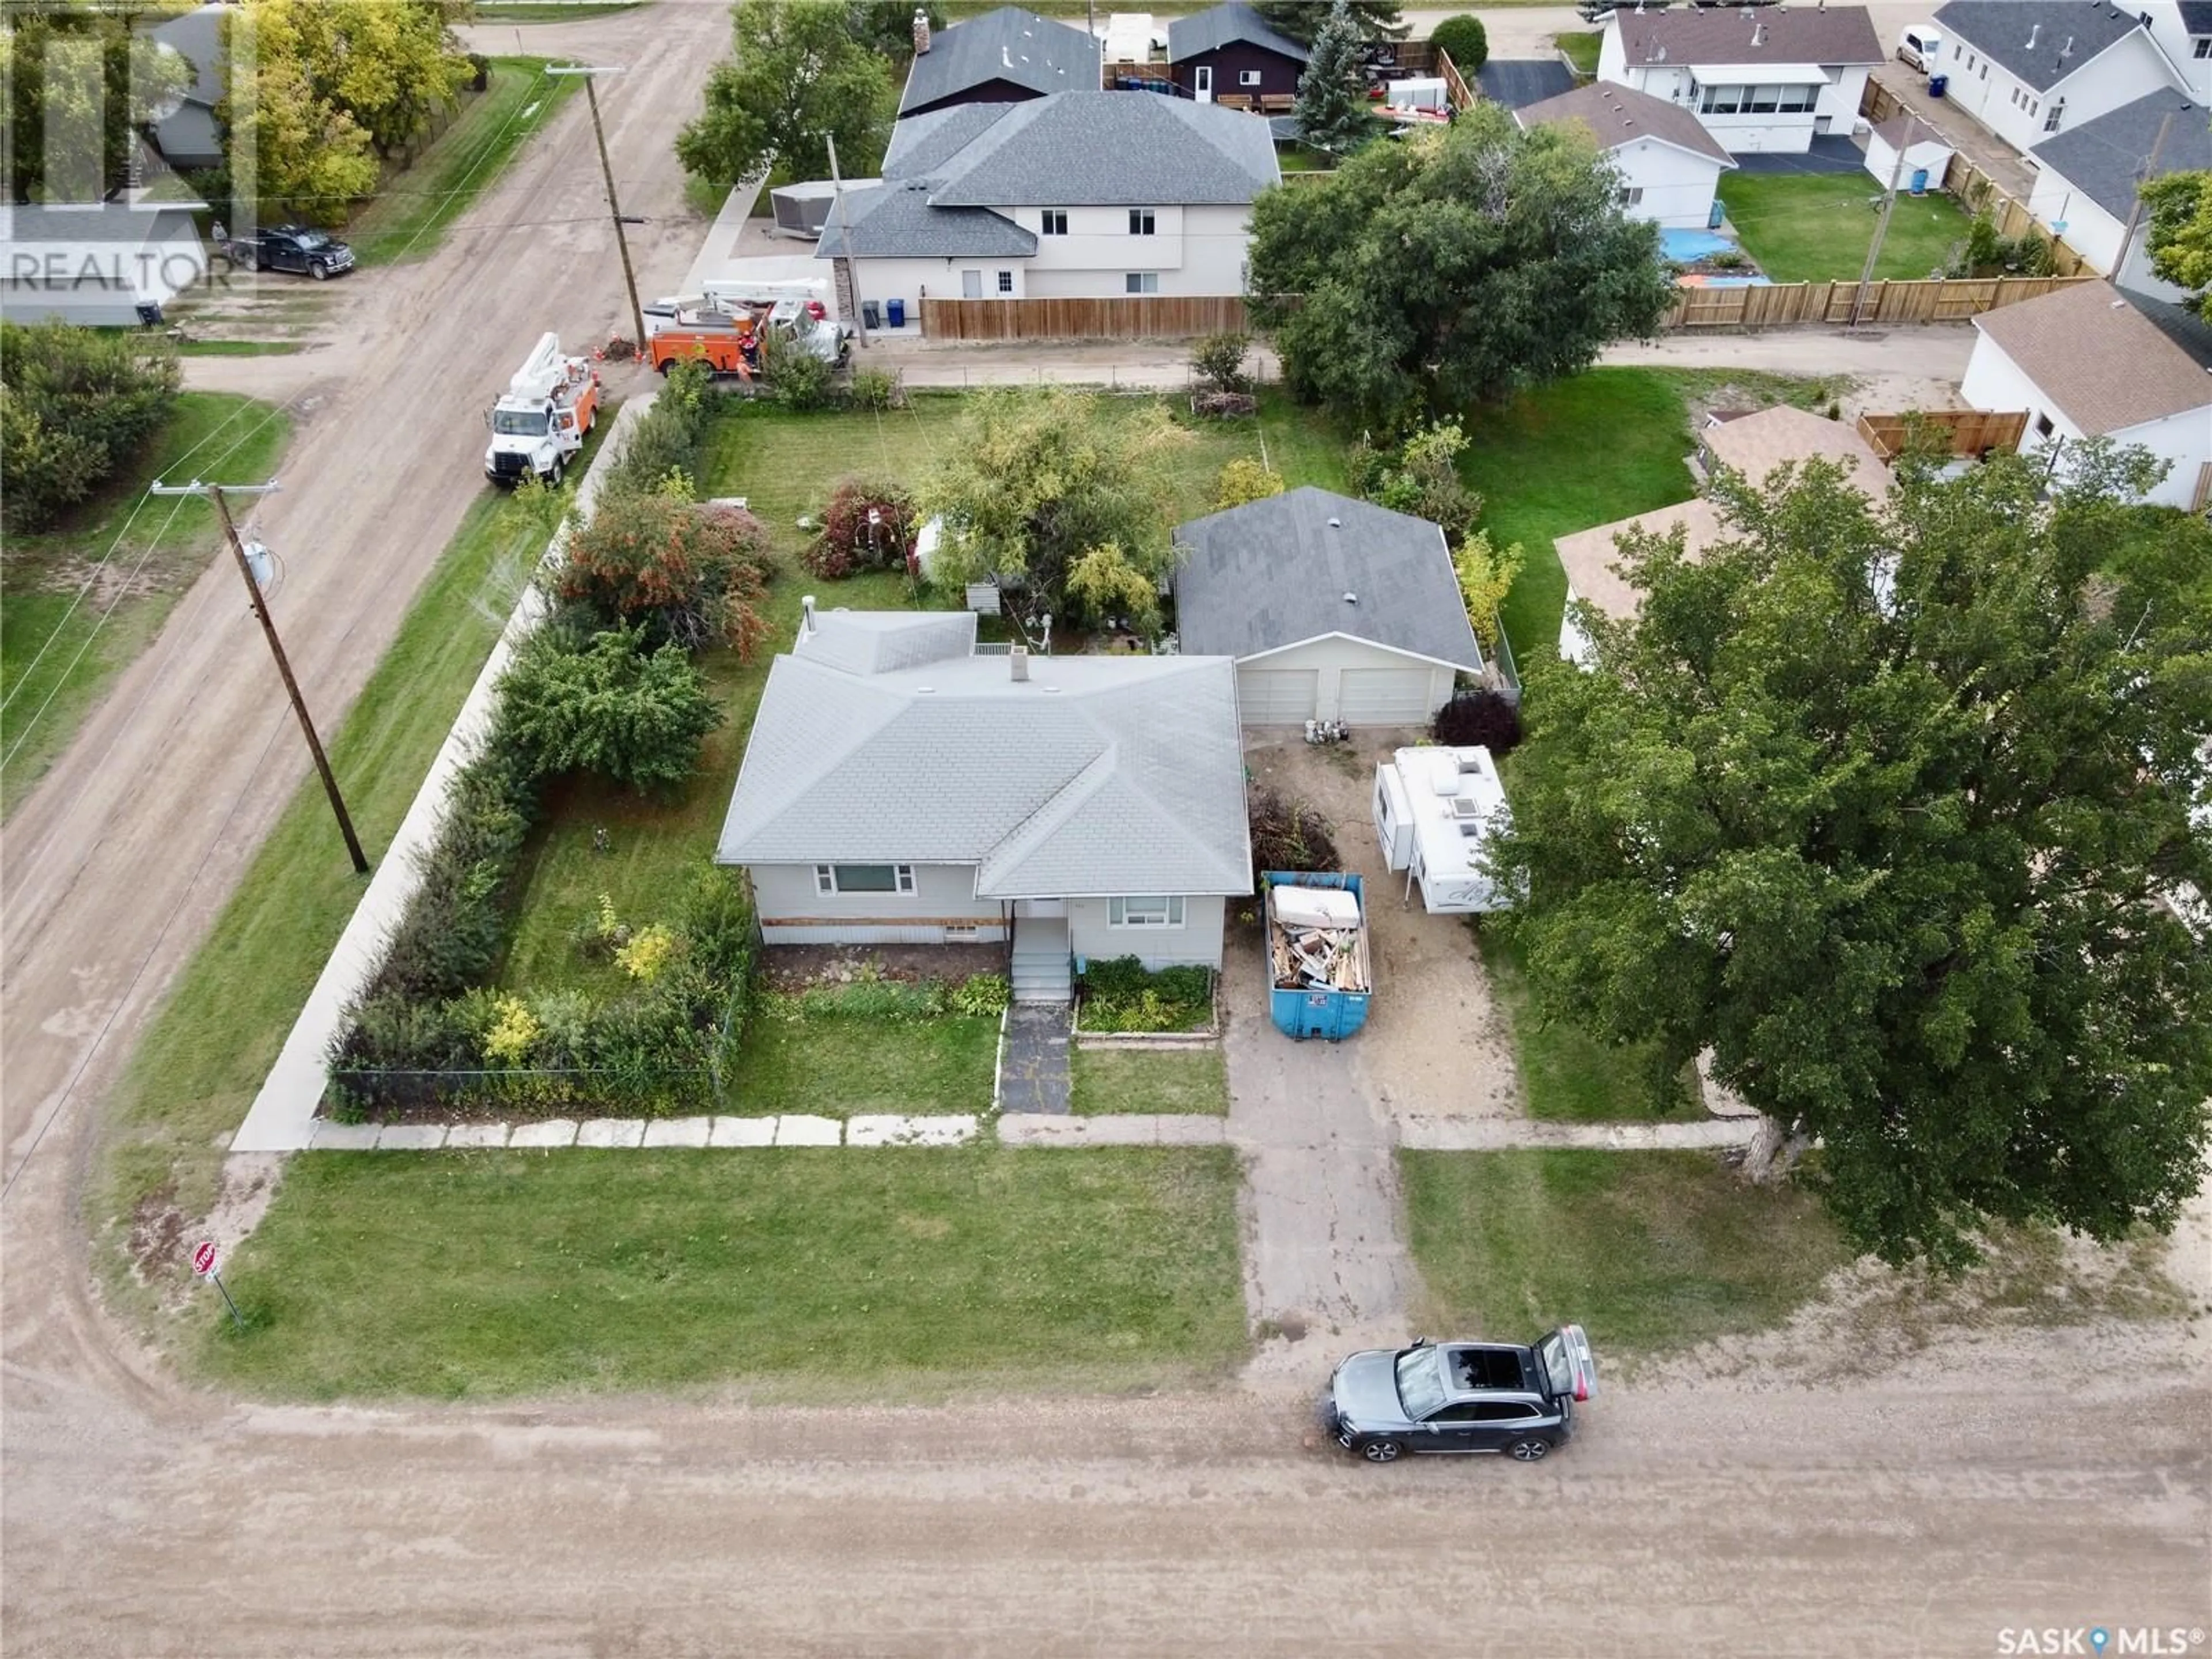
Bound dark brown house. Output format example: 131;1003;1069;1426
900;6;1104;117
1166;2;1309;106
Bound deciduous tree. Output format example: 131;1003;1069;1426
2;5;192;203
1427;14;1487;74
0;321;180;533
1248;105;1675;426
675;0;896;190
2140;169;2212;312
500;625;724;795
1494;446;2212;1269
918;388;1188;637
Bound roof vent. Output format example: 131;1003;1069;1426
1327;516;1342;528
2026;23;2040;49
1344;590;1358;604
912;7;931;54
2059;35;2074;57
801;593;817;635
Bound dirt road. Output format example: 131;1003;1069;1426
4;1320;2206;1657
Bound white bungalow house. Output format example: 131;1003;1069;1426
1596;5;1885;153
715;605;1253;1002
817;90;1278;328
1961;279;2212;511
2027;90;2212;289
1515;81;1737;229
1171;488;1485;726
1930;1;2187;150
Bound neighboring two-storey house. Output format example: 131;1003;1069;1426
1596;5;1884;153
817;91;1279;321
1930;1;2187;149
2027;90;2211;289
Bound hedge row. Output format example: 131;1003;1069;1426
326;364;755;1120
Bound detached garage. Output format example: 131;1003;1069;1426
1172;487;1484;726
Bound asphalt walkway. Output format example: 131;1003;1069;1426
998;1005;1073;1116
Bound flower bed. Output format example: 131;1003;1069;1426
1074;957;1217;1041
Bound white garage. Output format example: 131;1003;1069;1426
1174;488;1486;728
1237;668;1320;724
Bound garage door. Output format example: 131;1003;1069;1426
1338;668;1435;725
1237;668;1318;724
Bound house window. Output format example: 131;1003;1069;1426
996;270;1014;294
2044;100;2064;132
1617;185;1644;207
1128;208;1156;236
815;863;916;895
1126;271;1160;293
1109;895;1185;929
1239;68;1262;86
1041;209;1068;236
2195;36;2211;57
1965;52;1975;69
2033;412;2055;439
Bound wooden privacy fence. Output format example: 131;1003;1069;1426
1664;273;2093;330
1857;81;2092;277
920;294;1251;342
1857;408;2029;460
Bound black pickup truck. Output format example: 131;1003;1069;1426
226;225;356;280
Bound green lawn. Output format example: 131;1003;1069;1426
1071;1048;1229;1116
1401;1150;1852;1355
94;482;567;1315
1476;930;1702;1123
194;1147;1249;1399
346;60;579;266
1557;31;1601;75
1717;174;1971;283
2;392;291;811
1457;369;1702;665
173;339;305;357
728;1010;1001;1118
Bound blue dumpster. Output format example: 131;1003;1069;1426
1928;73;1948;97
885;297;906;329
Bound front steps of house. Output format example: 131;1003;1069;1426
1010;916;1073;1004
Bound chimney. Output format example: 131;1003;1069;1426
912;7;931;54
1010;646;1029;682
801;593;817;636
2026;23;2040;49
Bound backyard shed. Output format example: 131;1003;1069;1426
1861;118;1956;192
1172;488;1484;726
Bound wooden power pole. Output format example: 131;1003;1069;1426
549;66;646;349
149;479;370;875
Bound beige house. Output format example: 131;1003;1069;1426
1555;406;1892;667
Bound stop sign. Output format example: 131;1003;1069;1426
191;1240;219;1277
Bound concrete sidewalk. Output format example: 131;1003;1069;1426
1399;1116;1762;1152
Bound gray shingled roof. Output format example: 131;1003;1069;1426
925;92;1280;207
1932;2;2154;90
1518;80;1736;166
1172;488;1484;672
899;6;1103;114
2181;2;2212;31
883;103;1017;179
1476;59;1577;109
1168;2;1309;65
1610;5;1884;67
145;3;224;107
815;179;1037;259
2031;91;2211;220
717;616;1252;897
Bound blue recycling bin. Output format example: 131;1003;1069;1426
1708;198;1725;230
1928;73;1949;98
886;297;906;329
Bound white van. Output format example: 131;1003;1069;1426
1896;24;1942;71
